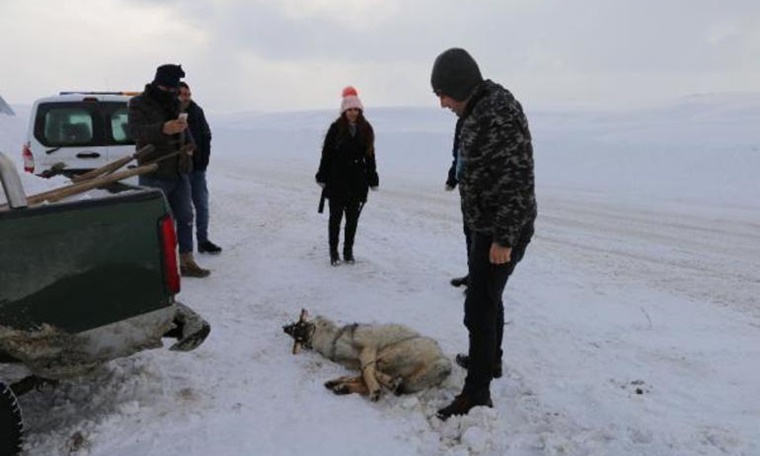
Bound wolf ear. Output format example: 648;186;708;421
299;308;309;322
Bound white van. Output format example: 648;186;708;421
22;92;139;178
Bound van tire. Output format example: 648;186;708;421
0;382;23;456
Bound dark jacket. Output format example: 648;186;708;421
457;80;537;248
316;119;379;203
446;118;463;189
185;100;212;172
128;84;192;179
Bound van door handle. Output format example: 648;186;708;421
76;152;101;159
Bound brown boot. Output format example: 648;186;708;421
180;252;211;278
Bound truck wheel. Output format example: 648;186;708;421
0;382;23;456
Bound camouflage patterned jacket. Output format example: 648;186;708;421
458;80;537;248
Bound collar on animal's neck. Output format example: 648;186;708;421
328;323;358;360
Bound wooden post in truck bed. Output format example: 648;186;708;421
71;144;155;183
25;163;159;205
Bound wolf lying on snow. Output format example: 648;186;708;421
283;309;452;401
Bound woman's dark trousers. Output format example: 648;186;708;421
328;198;361;258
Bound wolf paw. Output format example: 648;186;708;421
324;381;349;395
325;379;355;395
334;385;352;395
390;378;404;395
369;389;382;402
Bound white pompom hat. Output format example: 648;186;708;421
340;86;364;113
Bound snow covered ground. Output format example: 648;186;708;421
1;93;759;456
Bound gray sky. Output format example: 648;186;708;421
1;0;758;112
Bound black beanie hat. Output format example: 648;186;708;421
430;48;483;102
153;64;185;89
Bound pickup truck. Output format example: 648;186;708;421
0;151;210;455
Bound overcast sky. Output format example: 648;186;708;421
1;0;759;112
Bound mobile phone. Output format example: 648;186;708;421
178;113;188;121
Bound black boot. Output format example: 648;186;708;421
450;275;469;287
198;240;222;254
455;353;503;379
330;249;341;266
436;391;493;421
343;247;355;264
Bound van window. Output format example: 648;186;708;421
42;108;95;146
34;100;135;148
109;106;132;143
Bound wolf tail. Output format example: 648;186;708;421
430;357;453;384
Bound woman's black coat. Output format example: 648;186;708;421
316;120;379;203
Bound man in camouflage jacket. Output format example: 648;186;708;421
431;48;537;420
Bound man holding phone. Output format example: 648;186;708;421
128;64;211;277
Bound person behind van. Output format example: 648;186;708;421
178;81;222;255
128;64;211;278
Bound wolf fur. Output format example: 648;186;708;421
284;311;452;401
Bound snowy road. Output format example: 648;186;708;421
537;191;760;317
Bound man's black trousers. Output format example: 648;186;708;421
462;222;534;397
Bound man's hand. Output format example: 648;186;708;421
163;119;188;135
489;243;512;265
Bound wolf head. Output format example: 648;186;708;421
282;309;315;354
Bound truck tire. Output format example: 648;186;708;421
0;382;23;456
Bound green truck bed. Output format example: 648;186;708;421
0;152;209;379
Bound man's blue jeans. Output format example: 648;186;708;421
188;170;210;244
139;174;194;253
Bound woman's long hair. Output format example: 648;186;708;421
334;110;375;157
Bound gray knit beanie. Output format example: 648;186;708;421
430;48;483;102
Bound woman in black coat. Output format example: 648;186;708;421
316;86;379;265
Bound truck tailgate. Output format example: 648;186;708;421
0;188;173;333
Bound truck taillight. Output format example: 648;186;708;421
159;215;181;294
22;142;34;173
